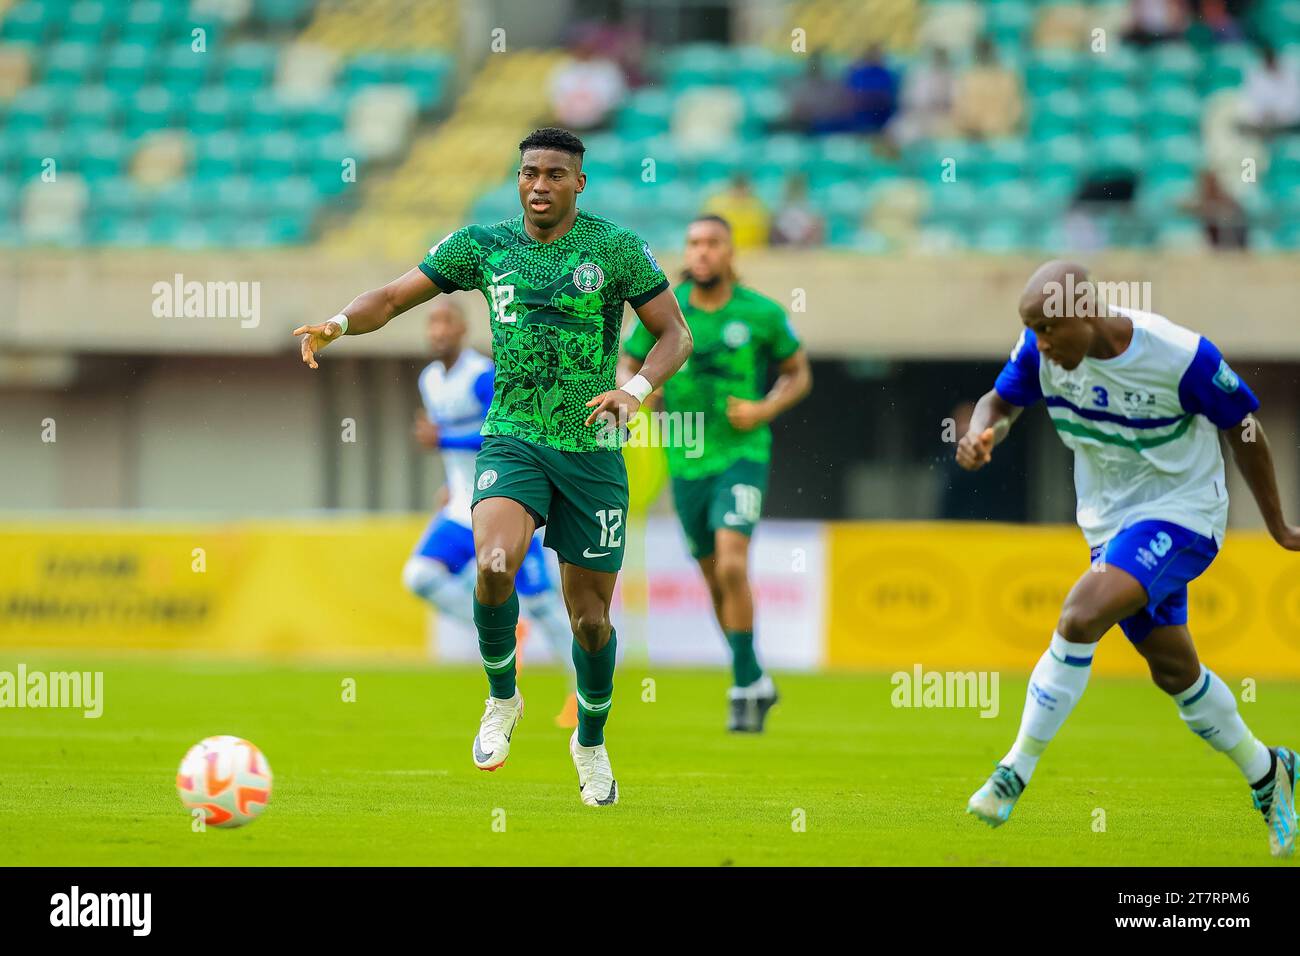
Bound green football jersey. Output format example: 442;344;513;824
419;210;669;453
624;281;801;480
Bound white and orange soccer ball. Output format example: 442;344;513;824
176;735;272;828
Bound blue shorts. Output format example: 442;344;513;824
1090;519;1219;643
412;513;551;596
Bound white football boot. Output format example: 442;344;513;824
967;764;1027;827
570;731;619;806
728;674;779;733
472;692;523;771
1252;746;1298;858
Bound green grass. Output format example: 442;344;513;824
1;658;1297;866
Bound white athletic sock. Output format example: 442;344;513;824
1172;666;1273;785
401;556;475;625
1001;631;1095;785
520;590;576;685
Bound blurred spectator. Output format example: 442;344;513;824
770;175;825;248
548;36;627;131
1239;43;1300;136
888;46;956;147
567;20;647;87
673;86;745;154
1123;0;1190;47
786;51;853;135
1186;0;1245;47
1062;170;1139;251
0;45;30;98
1180;169;1249;248
952;38;1024;139
844;45;900;135
704;175;770;250
1035;5;1091;50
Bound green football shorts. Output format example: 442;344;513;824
471;435;630;574
669;457;769;560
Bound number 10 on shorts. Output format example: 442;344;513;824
596;508;623;548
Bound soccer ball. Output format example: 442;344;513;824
176;735;273;828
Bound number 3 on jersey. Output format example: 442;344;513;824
489;284;515;323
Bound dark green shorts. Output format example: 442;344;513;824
669;457;769;560
472;435;629;573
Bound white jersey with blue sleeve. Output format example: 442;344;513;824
417;348;494;525
994;306;1260;547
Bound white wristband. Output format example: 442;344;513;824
328;313;349;335
621;373;653;403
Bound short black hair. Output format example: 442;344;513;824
518;127;586;165
690;213;732;233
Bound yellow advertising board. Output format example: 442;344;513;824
4;518;1298;676
827;523;1300;677
0;518;430;659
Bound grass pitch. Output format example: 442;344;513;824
1;657;1297;866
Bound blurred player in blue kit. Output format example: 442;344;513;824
403;298;579;728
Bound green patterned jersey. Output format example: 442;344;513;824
625;281;801;479
419;210;669;453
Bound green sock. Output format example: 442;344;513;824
726;630;762;688
573;630;616;747
474;590;518;699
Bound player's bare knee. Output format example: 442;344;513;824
475;557;515;604
714;555;748;593
1056;606;1106;645
569;610;611;651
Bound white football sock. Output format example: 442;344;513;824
521;590;577;686
1001;631;1095;784
1172;666;1273;784
401;556;475;625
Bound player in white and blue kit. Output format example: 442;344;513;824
956;260;1300;857
402;298;578;728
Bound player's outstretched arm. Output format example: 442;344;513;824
956;388;1022;471
292;267;439;369
727;349;812;431
1224;415;1300;550
587;288;692;425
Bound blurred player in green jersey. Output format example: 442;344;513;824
294;128;692;806
621;215;811;732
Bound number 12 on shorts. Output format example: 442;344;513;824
596;508;623;548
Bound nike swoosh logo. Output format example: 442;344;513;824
473;736;493;763
583;548;611;558
491;270;517;282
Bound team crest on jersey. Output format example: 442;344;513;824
1213;359;1240;393
573;262;605;293
723;321;751;348
477;469;498;490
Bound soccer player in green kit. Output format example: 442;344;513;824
621;214;812;732
293;128;692;806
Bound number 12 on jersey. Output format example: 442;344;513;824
489;284;515;323
596;508;623;548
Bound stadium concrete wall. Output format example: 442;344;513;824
5;250;1299;360
2;517;1298;678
